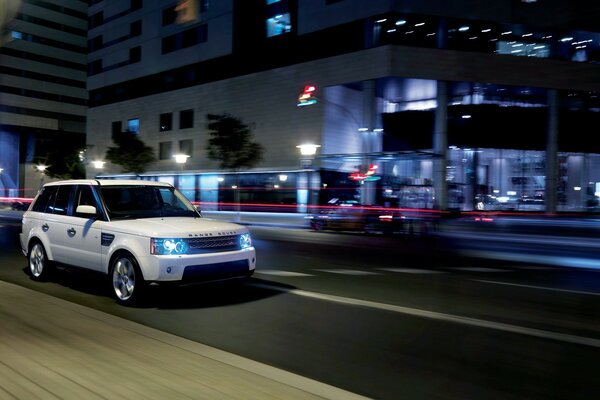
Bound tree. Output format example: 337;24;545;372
206;114;264;171
105;131;156;174
206;114;265;219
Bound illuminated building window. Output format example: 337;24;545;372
266;0;281;4
266;13;291;37
127;118;140;133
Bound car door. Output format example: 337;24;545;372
57;185;103;271
45;184;76;264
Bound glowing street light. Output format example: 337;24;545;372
173;154;190;164
92;160;105;169
296;144;320;156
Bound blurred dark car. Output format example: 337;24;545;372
11;201;29;211
309;199;404;234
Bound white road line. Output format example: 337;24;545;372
255;270;314;277
377;268;445;274
452;267;509;273
314;269;382;276
475;279;600;297
250;282;600;348
460;250;600;269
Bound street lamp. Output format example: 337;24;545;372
296;144;321;213
296;144;321;157
92;160;105;169
173;154;190;164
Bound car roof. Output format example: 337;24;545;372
43;179;173;187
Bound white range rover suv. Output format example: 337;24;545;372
20;180;256;304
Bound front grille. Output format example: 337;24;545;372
187;235;240;253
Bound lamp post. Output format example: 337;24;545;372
35;164;47;189
296;144;320;213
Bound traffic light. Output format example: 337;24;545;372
175;0;197;24
297;85;317;107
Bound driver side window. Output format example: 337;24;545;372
74;185;100;217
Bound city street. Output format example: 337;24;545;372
2;219;600;399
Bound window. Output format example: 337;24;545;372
179;139;193;156
267;0;281;3
112;121;122;135
159;141;173;160
89;35;103;52
74;185;99;216
162;7;177;26
89;59;102;76
130;20;142;36
160;113;172;132
130;0;142;11
266;13;291;37
326;0;343;4
180;109;194;129
32;186;57;213
129;46;141;63
161;25;208;54
200;0;209;12
50;185;72;215
89;12;103;29
128;118;139;133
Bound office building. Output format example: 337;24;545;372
88;0;600;212
0;0;88;197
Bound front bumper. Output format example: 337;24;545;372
136;247;256;282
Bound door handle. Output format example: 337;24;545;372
42;224;49;232
67;228;76;236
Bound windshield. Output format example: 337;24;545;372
99;185;200;220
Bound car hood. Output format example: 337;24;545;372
104;217;248;237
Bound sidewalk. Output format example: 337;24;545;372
0;281;369;400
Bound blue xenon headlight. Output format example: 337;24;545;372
151;238;189;255
240;233;252;249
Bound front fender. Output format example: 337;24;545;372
104;234;149;276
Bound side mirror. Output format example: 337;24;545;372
76;205;97;217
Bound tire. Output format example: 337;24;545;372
110;253;145;305
28;242;53;281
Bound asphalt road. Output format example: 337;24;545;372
3;219;600;399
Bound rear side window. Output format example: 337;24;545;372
49;185;72;215
32;187;58;213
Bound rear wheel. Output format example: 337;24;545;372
29;242;53;281
110;254;145;305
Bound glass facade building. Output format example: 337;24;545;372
85;0;599;214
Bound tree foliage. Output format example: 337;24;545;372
105;131;156;174
206;114;264;171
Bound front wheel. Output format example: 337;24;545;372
110;254;145;305
29;242;53;281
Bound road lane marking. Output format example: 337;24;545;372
255;270;314;277
250;282;600;348
377;268;445;274
314;269;382;276
452;267;509;273
474;279;600;296
460;250;600;269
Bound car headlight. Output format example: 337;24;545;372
240;233;252;249
151;238;189;255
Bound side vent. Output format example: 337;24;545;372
101;233;115;247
